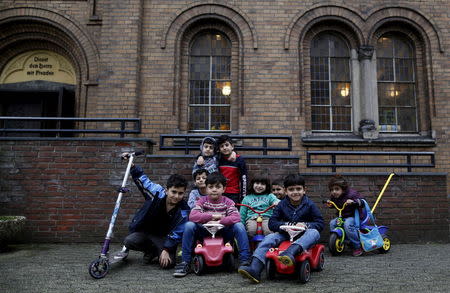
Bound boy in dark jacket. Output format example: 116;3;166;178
327;175;365;256
238;174;324;283
114;155;189;269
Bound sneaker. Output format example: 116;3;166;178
352;247;363;257
113;250;129;261
173;262;191;278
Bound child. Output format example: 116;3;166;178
327;175;365;256
271;179;286;199
240;175;279;238
217;135;248;204
187;168;208;209
173;172;251;277
238;174;324;283
114;155;190;269
192;137;219;175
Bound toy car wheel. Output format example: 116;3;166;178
315;250;325;272
88;258;110;279
193;255;205;275
265;259;276;280
329;233;345;256
378;234;391;253
297;260;311;284
223;253;235;272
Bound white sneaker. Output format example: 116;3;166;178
113;250;129;261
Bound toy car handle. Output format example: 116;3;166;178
279;225;306;232
235;203;277;215
121;150;145;160
203;223;224;229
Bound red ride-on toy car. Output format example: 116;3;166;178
265;225;325;283
192;223;235;275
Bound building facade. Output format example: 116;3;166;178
0;1;448;243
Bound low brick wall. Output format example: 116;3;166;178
0;140;448;243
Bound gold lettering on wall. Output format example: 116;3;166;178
0;50;76;85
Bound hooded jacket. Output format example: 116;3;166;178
192;136;218;175
329;188;364;218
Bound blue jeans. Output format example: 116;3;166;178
329;217;361;249
252;229;320;265
181;221;251;263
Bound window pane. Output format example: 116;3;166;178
396;84;415;106
310;57;329;80
311;106;330;130
211;81;231;104
377;37;393;58
311;36;329;57
211;34;231;56
311;81;329;105
394;38;413;58
212;56;231;80
397;108;416;132
332;106;351;131
395;58;414;81
191;34;211;55
329;35;349;57
330;58;350;81
331;82;351;105
377;58;394;81
379;107;396;125
190;57;210;80
378;83;396;106
189;80;209;104
210;106;230;131
189;106;209;130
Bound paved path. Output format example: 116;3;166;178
0;243;449;292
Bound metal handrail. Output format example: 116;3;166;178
306;151;435;172
160;134;292;155
0;116;141;138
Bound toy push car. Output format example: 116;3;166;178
265;225;325;283
192;223;235;275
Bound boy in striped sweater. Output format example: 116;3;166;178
173;172;251;277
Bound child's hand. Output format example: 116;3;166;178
228;151;237;162
197;156;205;166
212;213;223;221
345;199;355;205
159;250;172;268
207;220;221;224
324;200;332;207
295;222;307;229
120;152;131;160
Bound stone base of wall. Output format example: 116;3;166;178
0;141;448;243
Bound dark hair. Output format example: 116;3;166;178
328;175;349;192
217;135;233;146
205;172;227;187
271;179;284;187
203;137;216;146
192;168;209;180
166;174;188;189
283;174;306;188
248;175;271;195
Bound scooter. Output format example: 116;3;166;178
88;151;143;279
192;223;235;275
265;225;325;283
235;203;277;250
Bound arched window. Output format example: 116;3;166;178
310;33;351;131
377;34;417;132
188;31;231;131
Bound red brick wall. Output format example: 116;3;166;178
1;141;448;243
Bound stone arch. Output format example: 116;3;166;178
0;6;100;117
284;5;365;50
160;2;258;50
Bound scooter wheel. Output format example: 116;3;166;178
88;258;110;279
193;255;205;275
329;233;345;256
265;259;276;280
297;261;311;284
378;234;391;253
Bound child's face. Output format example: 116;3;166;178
202;143;215;157
272;184;285;199
195;172;208;189
286;184;306;205
330;185;344;199
206;182;225;200
219;141;234;156
166;186;186;206
253;182;266;194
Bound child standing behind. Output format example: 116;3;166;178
217;135;248;204
327;175;365;256
271;179;286;199
192;137;219;175
187;169;208;209
240;176;279;237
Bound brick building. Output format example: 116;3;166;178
0;1;448;243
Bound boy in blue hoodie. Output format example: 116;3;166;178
238;174;324;283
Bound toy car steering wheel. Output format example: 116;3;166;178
280;225;306;242
203;223;224;238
